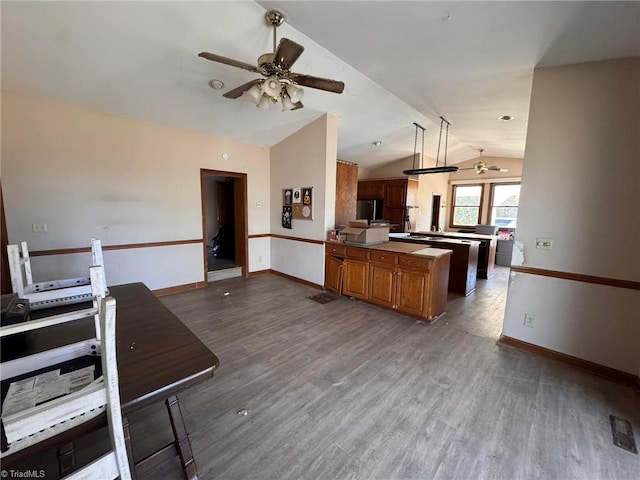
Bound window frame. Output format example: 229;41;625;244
449;183;485;229
489;182;521;229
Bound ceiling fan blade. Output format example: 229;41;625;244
223;79;262;99
198;52;259;73
274;38;304;71
290;73;345;93
292;101;304;111
487;166;509;172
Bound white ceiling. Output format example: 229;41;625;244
2;1;638;168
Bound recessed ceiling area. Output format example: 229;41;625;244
2;1;638;168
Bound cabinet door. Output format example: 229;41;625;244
385;180;407;207
384;207;406;232
342;260;369;300
395;269;428;317
357;181;369;200
368;263;396;309
368;181;385;199
325;255;343;294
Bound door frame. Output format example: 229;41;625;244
431;193;442;231
200;169;248;278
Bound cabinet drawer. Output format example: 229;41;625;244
326;243;347;257
399;256;431;272
370;251;397;265
346;247;369;261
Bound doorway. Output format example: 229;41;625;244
200;169;248;281
431;193;442;231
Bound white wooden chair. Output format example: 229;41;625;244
7;238;108;310
1;266;131;479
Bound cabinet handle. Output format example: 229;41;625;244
381;256;385;260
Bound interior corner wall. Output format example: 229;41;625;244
269;114;338;286
1;90;271;290
501;57;640;376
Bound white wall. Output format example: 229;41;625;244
1;91;271;289
502;57;640;375
269;114;338;285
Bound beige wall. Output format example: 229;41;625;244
1;91;271;289
502;57;640;375
269;114;338;285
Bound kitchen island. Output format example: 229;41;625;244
391;235;479;296
410;231;498;279
325;241;452;322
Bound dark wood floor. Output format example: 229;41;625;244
129;267;640;479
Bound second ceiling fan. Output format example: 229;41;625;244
198;10;345;111
457;149;508;174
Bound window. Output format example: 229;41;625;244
490;183;521;228
451;184;483;227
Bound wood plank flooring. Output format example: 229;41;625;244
129;267;639;479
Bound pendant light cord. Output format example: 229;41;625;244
436;116;451;167
412;122;426;171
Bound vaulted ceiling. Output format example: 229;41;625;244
2;1;638;168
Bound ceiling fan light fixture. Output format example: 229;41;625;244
256;93;273;110
281;93;296;111
286;83;304;103
242;83;263;103
263;75;281;97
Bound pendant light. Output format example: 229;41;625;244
403;117;458;175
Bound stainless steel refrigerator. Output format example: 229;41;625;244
356;199;383;221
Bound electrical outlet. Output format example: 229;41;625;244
32;223;48;233
536;238;553;250
524;313;536;328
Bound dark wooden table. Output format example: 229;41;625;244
395;236;480;295
413;231;498;279
2;283;219;479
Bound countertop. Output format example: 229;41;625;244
341;240;452;258
396;235;480;246
415;231;499;240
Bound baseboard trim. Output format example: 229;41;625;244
247;269;270;277
269;269;324;290
153;281;208;297
498;335;640;389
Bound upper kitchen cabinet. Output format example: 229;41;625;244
357;180;385;200
357;178;417;233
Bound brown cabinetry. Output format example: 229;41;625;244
335;161;358;229
324;255;343;294
324;242;451;322
357;178;418;233
369;254;434;317
357;180;385;200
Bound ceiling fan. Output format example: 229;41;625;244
198;10;345;111
457;149;508;174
